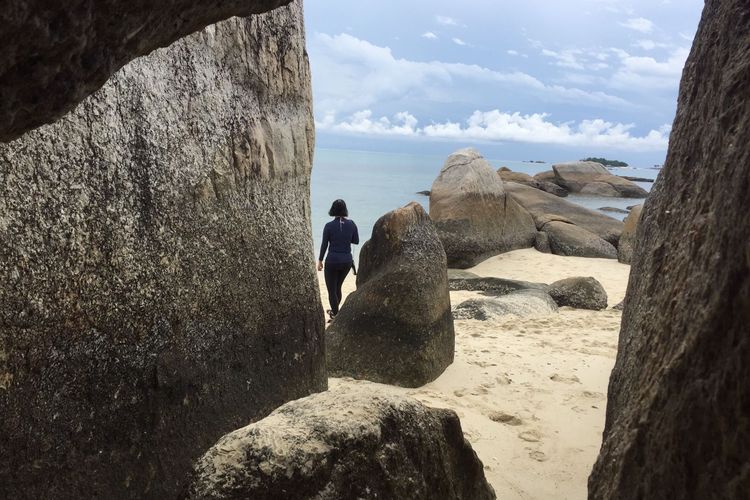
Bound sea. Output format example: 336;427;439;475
311;148;658;260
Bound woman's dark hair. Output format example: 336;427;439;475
328;199;348;217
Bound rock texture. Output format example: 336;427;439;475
549;277;608;311
186;386;496;500
0;0;293;142
542;221;618;259
617;204;643;264
453;290;558;320
498;168;568;197
327;203;455;388
589;1;750;498
448;276;549;295
552;162;648;198
505;182;623;246
430;149;537;268
534;231;552;253
0;5;326;499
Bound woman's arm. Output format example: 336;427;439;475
318;225;329;262
352;222;360;245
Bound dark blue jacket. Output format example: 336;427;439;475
319;218;359;264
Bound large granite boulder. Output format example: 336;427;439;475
498;168;534;184
0;0;293;142
505;181;623;246
541;221;618;259
430;149;537;268
453;290;558;320
186;386;496;500
617;204;644;264
0;5;326;498
327;203;455;388
548;277;608;310
589;0;750;498
552;161;648;198
498;168;568;197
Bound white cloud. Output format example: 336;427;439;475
319;110;419;136
309;33;631;115
542;48;585;70
317;109;671;152
610;47;690;90
633;39;671;51
452;37;467;46
422;32;438;40
436;15;461;26
620;17;655;34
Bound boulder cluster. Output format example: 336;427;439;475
431;149;644;266
451;275;609;320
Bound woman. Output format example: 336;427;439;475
318;199;359;321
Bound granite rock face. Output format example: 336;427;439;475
552;162;648;198
505;182;623;246
0;4;326;499
186;386;496;500
430;149;537;268
617;204;643;264
0;0;293;142
589;0;750;497
498;168;568;197
327;203;455;388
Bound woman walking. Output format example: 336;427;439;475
318;199;359;322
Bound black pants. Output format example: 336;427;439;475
324;262;351;315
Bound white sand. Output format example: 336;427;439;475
318;248;631;499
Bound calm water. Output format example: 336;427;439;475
311;148;657;260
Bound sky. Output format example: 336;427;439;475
304;0;705;166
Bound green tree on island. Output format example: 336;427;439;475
581;157;629;167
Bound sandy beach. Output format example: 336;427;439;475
319;248;631;499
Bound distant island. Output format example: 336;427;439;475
582;157;629;167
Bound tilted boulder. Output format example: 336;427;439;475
552;161;648;198
498;168;535;184
430;149;537;268
541;221;618;259
453;290;558;320
505;181;623;246
327;203;455;388
617;204;644;264
0;5;326;498
589;0;750;497
549;277;608;310
498;168;568;197
186;386;496;500
533;170;558;183
0;0;293;141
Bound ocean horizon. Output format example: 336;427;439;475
311;147;655;261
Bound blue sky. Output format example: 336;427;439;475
304;0;705;166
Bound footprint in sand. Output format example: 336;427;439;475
518;430;542;442
529;450;548;462
550;374;581;384
488;411;523;426
495;375;512;385
470;386;489;396
582;390;605;400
